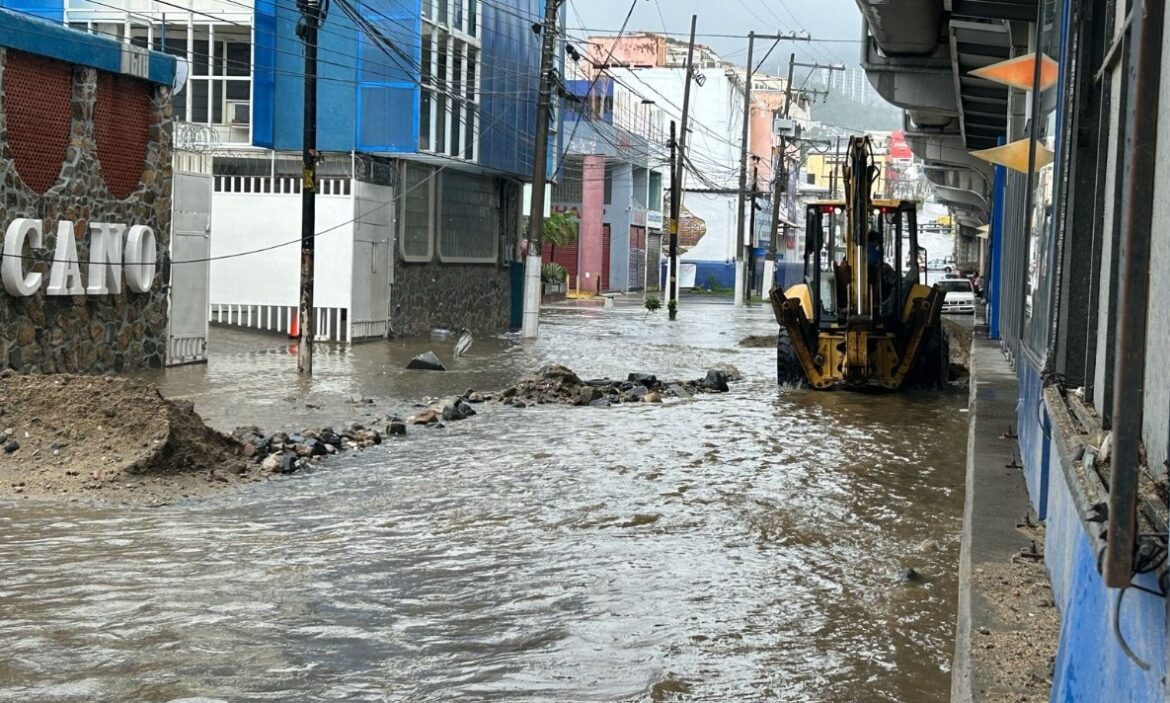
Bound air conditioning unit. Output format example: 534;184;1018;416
227;100;250;125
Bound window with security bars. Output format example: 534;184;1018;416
399;162;434;262
438;170;498;263
420;3;480;161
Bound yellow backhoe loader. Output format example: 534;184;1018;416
769;136;948;390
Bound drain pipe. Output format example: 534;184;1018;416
1103;0;1163;589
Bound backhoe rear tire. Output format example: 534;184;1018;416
777;327;807;387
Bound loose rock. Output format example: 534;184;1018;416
701;369;730;392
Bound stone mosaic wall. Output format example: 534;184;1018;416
391;258;512;337
0;48;172;373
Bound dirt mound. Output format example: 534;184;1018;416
739;334;777;348
943;318;973;383
0;372;256;502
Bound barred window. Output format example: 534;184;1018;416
438;170;498;263
420;10;480;161
399;162;434;262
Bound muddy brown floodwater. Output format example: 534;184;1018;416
0;299;969;702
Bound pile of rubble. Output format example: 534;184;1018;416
1;362;743;501
231;418;405;475
477;363;741;409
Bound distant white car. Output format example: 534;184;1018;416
939;278;976;314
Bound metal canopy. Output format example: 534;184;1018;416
949;20;1012;151
856;0;1037;224
950;0;1038;22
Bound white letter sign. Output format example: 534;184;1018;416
2;218;156;297
85;222;126;295
47;220;85;296
2;218;43;296
123;225;156;293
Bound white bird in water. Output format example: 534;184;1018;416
453;328;473;357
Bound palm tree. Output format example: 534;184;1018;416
543;213;579;264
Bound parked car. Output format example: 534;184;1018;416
939;278;976;314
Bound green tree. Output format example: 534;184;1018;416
544;213;579;264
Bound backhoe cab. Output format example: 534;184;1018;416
769;136;948;390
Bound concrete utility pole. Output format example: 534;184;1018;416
297;0;320;374
521;0;561;339
669;14;698;320
667;120;679;318
735;33;812;306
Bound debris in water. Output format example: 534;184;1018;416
406;351;446;371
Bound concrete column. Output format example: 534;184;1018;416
609;163;634;291
579;155;606;295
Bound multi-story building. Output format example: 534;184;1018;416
824;65;883;106
10;0;554;341
549;71;666;294
581;33;808;290
861;0;1170;698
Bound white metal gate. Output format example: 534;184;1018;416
166;152;212;365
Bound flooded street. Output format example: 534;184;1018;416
0;300;969;702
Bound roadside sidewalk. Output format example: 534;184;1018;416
952;338;1060;702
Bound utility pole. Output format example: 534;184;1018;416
833;135;842;198
521;0;560;339
747;163;758;297
297;0;320;374
734;32;810;306
765;53;797;298
733;31;755;307
669;14;697;320
667;121;679;318
763;57;844;295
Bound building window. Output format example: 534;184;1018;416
465;48;477;159
438;170;498;263
807;172;817;185
420;34;433;151
420;6;480;160
399;162;435;262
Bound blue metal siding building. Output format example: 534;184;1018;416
252;0;552;180
0;0;61;21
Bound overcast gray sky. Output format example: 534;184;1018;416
567;0;865;74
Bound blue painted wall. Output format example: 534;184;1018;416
660;261;735;290
1045;443;1166;702
988;159;1005;339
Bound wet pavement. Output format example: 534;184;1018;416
0;299;969;702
